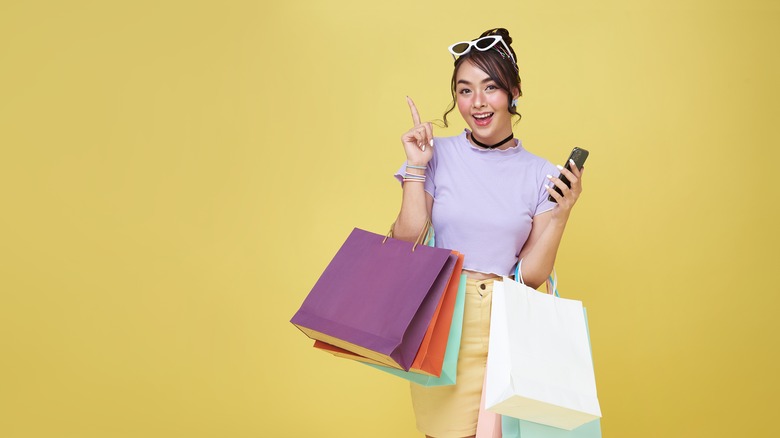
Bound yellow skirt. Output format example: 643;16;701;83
410;276;499;438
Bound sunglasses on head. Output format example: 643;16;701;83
447;35;516;68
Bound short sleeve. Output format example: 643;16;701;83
534;161;560;216
392;148;437;198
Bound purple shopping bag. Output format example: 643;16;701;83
291;227;457;371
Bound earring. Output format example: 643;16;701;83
511;98;519;107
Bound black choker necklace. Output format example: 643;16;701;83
470;132;515;149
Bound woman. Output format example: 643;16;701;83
392;28;585;438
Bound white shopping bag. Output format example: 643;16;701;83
485;278;601;430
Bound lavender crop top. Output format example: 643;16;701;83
395;130;559;276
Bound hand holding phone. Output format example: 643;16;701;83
548;147;589;203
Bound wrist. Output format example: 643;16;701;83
403;162;426;183
547;214;569;230
406;162;427;175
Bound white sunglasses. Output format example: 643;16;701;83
447;35;516;67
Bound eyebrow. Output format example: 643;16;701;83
456;78;494;86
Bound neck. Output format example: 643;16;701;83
469;131;515;150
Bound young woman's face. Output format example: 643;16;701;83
455;60;516;144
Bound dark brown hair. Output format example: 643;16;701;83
441;28;522;127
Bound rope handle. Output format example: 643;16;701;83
513;259;559;297
384;217;433;252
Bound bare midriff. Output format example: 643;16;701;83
463;269;502;281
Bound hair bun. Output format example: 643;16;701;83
481;27;513;45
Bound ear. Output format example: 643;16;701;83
510;87;521;108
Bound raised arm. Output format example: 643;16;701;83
392;97;434;242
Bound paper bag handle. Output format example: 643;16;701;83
384;217;433;252
513;259;559;297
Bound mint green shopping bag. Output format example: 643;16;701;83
502;416;601;438
366;273;466;386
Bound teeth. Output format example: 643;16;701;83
474;113;493;119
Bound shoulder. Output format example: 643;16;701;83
428;132;467;164
518;144;555;167
516;144;558;180
432;132;467;150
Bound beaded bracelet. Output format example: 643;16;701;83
406;164;427;170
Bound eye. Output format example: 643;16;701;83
458;88;472;95
486;84;498;91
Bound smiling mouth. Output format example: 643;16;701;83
473;112;494;126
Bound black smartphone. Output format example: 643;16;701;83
548;147;589;203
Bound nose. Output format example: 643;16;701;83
472;91;486;108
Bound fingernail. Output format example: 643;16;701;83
556;165;563;170
429;139;434;147
546;174;553;179
422;145;426;152
569;159;576;166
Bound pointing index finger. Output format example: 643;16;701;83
407;96;422;126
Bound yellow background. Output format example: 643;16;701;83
1;1;778;437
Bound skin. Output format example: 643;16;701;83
395;60;584;436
